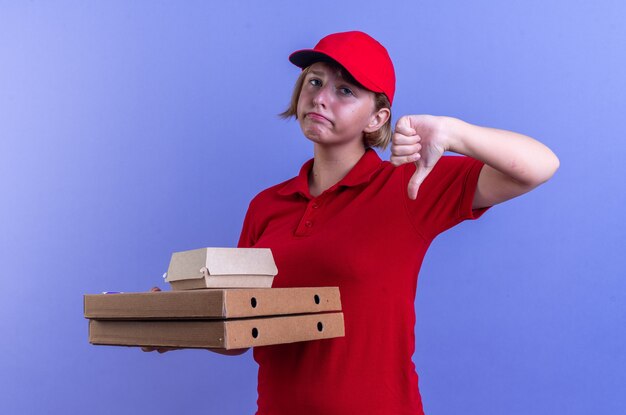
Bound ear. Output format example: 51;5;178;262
364;107;391;133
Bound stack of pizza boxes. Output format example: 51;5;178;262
84;248;344;350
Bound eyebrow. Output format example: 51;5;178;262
308;69;326;77
307;68;359;87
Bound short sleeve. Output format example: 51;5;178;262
237;199;258;248
403;155;489;240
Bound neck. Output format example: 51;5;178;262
308;142;366;197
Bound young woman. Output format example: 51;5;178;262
237;31;559;414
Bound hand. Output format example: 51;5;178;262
390;115;450;200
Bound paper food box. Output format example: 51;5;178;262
89;312;345;349
84;287;344;349
165;247;278;290
84;287;342;320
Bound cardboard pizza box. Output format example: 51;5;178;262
84;287;342;320
89;312;345;349
165;247;278;290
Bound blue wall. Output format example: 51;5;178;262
1;1;624;414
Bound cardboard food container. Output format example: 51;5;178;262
84;287;342;320
165;247;278;290
88;312;345;349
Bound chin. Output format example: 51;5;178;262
302;128;327;143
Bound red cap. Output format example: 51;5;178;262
289;31;396;105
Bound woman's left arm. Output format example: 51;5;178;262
390;115;560;208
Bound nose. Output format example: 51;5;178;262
312;84;331;107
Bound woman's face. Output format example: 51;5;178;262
297;62;377;148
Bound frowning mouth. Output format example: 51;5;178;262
305;112;332;123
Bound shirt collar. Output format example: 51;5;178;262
277;148;383;198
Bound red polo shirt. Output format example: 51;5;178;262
238;149;488;415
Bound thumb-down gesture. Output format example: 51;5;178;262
390;115;449;200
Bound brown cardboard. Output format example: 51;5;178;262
84;287;342;319
89;312;345;349
165;247;278;290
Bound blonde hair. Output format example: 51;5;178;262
280;64;393;150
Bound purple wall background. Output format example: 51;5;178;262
1;1;624;414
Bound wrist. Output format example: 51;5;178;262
440;116;471;154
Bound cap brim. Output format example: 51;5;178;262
289;50;338;68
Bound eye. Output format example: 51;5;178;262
338;87;354;96
308;78;322;87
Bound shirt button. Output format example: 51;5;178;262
305;220;313;228
312;203;319;209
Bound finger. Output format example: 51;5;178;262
391;143;422;157
157;347;180;353
150;287;161;292
407;163;433;200
390;153;420;167
394;116;411;134
395;116;416;136
392;133;422;146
